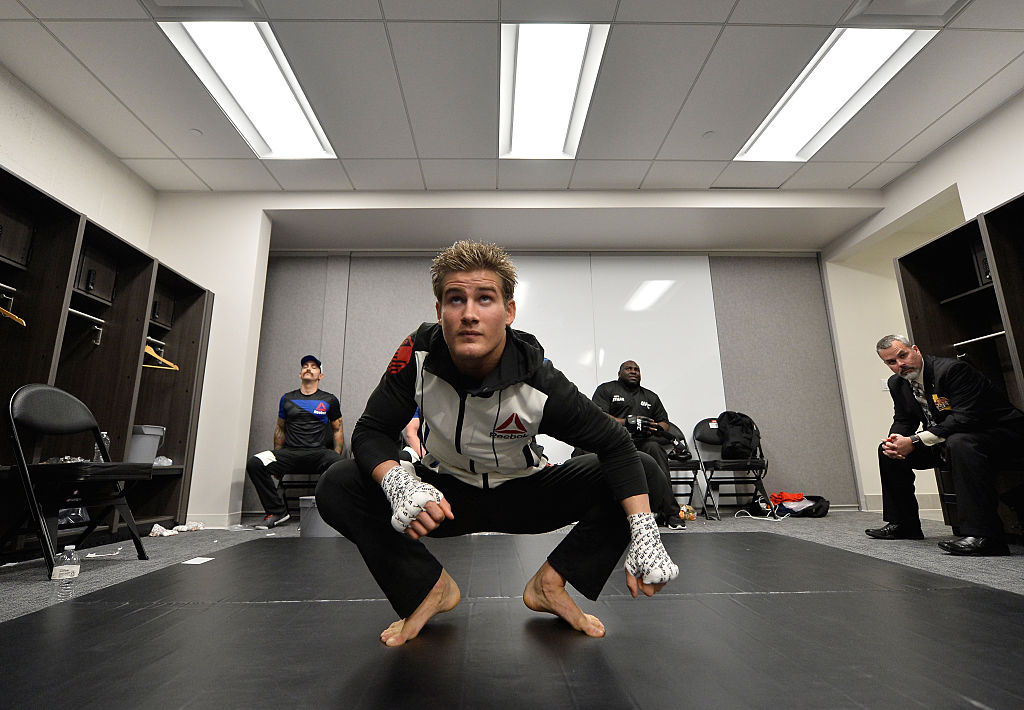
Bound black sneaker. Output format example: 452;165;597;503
256;512;291;529
666;514;686;530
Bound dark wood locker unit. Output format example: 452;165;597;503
0;165;213;560
53;221;156;463
895;190;1024;538
0;168;84;461
132;264;214;525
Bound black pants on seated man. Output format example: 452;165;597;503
316;452;671;619
878;428;1024;540
246;448;342;516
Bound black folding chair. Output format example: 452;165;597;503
691;416;770;521
661;422;712;518
6;384;151;578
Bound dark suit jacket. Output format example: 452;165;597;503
887;354;1024;438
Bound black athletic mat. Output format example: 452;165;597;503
3;533;1023;709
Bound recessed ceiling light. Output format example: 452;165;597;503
735;27;937;162
160;21;335;160
499;23;609;160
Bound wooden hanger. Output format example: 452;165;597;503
1;304;26;326
143;344;179;371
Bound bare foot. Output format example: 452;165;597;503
380;569;461;647
523;561;605;638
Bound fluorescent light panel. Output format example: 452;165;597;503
736;27;936;162
500;23;609;160
160;21;335;160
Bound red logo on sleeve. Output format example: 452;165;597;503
387;336;414;374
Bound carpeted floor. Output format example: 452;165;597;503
1;509;1021;625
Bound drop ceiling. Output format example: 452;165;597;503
1;0;1022;252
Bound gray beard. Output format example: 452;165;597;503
899;369;920;381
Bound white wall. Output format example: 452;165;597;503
823;90;1024;514
0;64;155;246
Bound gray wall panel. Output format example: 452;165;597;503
339;255;437;455
709;256;857;505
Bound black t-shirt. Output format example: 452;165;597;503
591;380;669;424
278;389;341;449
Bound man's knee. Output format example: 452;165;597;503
314;460;362;518
245;453;267;476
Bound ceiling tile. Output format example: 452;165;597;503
658;25;832;160
382;0;497;20
852;162;917;189
730;0;852;24
0;23;173;159
343;159;425;190
497;160;573;189
122;158;209;191
952;0;1024;29
711;162;800;188
577;24;720;160
569;160;649;189
641;161;728;189
264;160;354;191
422;160;497;189
20;0;148;19
261;0;381;19
272;21;417;159
615;0;734;22
500;0;617;22
388;22;497;158
184;159;281;191
0;5;32;19
890;52;1024;162
44;20;255;158
781;162;880;190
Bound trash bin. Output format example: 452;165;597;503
126;425;165;463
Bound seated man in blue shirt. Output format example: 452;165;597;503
246;355;343;528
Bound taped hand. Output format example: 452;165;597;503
380;465;445;534
624;512;679;590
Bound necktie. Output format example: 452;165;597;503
911;380;935;426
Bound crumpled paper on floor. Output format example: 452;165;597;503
148;523;177;537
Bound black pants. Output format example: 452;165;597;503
878;427;1024;538
246;448;342;515
315;452;666;619
633;439;678;517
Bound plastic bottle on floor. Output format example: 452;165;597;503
51;545;81;603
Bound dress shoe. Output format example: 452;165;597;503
865;522;924;540
938;536;1010;556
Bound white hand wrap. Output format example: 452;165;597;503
381;465;444;534
624;512;679;585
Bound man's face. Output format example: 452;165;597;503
436;269;516;374
878;341;923;379
618;360;641;386
300;361;323;384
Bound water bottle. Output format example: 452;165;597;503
51;545;81;603
92;431;110;462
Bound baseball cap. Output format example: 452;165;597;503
300;355;322;368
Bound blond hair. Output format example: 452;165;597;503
430;240;517;303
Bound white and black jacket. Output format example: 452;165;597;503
352;322;648;501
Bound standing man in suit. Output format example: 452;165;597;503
866;334;1024;556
